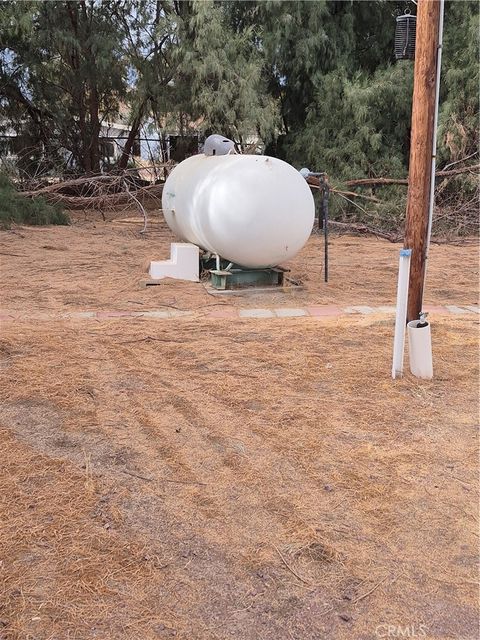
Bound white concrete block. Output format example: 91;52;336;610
239;309;275;318
140;310;171;318
376;306;396;313
63;311;96;319
445;305;468;314
149;243;199;282
344;305;374;314
274;308;307;317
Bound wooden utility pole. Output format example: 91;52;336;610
404;0;442;322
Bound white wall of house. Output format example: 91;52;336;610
1;118;207;169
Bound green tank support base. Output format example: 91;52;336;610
209;266;285;291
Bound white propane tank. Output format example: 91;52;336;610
161;154;315;269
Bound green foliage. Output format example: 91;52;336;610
438;0;479;164
246;0;407;149
0;0;478;223
0;174;69;228
113;1;181;167
288;63;414;179
328;182;408;234
176;0;279;147
1;0;128;173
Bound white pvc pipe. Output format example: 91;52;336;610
408;320;433;379
423;0;444;303
392;249;412;379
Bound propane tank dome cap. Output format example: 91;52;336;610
204;134;236;157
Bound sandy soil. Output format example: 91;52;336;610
0;215;478;639
0;211;478;313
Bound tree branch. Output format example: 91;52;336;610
344;164;479;188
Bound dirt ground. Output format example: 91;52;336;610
0;213;478;640
0;210;478;313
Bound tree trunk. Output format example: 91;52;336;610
67;1;89;172
88;84;101;174
77;0;101;174
118;103;146;169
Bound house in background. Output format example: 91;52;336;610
100;119;200;167
0;110;201;174
99;120;141;166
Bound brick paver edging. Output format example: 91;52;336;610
0;305;478;323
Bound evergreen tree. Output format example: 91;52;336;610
289;62;414;179
1;0;127;173
239;0;409;174
113;0;181;168
1;0;477;185
438;0;479;165
177;0;279;149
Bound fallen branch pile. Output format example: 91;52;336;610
19;164;172;213
308;161;479;242
343;163;479;188
327;221;401;243
12;158;478;241
23;182;164;211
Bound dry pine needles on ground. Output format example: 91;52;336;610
0;313;478;639
0;214;478;639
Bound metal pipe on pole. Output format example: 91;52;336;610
404;0;444;323
322;179;329;283
423;0;444;297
